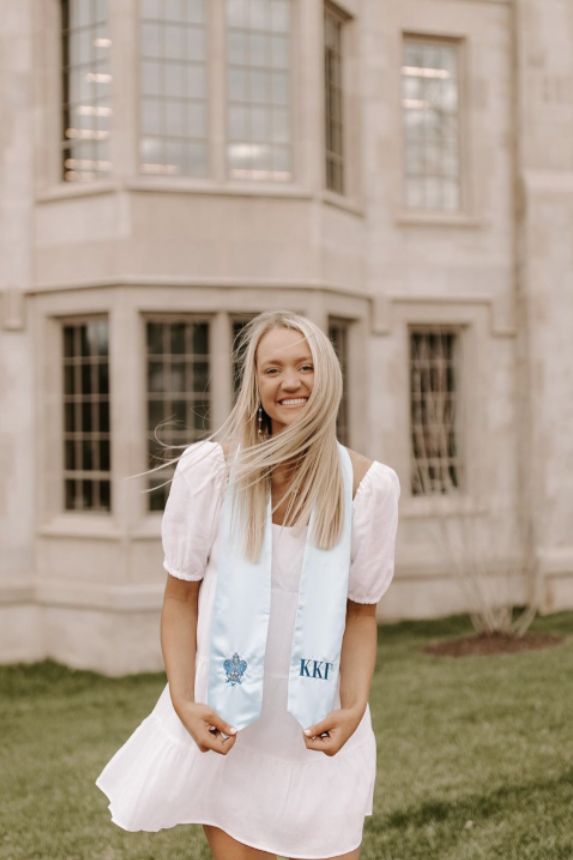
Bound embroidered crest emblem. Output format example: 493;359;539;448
224;652;248;686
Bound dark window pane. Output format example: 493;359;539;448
64;364;75;395
170;323;186;354
149;435;164;458
64;402;76;433
81;479;94;509
80;327;91;357
148;361;164;393
82;439;94;471
148;399;165;431
192;323;209;354
82;401;93;432
93;320;109;356
147;322;165;355
98;361;109;395
193;360;209;392
170;360;186;392
65;479;77;510
64;327;75;358
192;399;209;430
149;477;168;511
328;320;349;446
81;362;93;396
99;480;111;511
172;399;187;423
99;439;110;471
99;400;110;433
65;440;76;470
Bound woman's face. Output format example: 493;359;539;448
256;327;314;435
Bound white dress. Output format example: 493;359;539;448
96;443;400;860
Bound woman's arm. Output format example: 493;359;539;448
339;600;378;715
161;575;237;754
303;599;377;755
160;575;201;706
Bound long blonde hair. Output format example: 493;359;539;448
158;311;345;561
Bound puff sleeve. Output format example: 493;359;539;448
161;441;227;581
348;462;400;604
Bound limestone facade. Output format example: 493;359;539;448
0;0;571;673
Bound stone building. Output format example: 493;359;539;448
0;0;571;674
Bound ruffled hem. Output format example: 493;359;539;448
96;688;375;858
95;799;365;860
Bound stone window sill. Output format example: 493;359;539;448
395;210;483;229
321;189;364;217
400;496;488;519
38;515;123;540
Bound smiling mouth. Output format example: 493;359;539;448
278;397;308;406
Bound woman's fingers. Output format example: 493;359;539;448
303;714;339;754
303;713;337;740
198;708;238;754
177;702;238;755
302;708;361;756
303;730;339;755
201;727;237;755
207;712;238;738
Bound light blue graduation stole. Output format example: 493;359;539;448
207;444;353;731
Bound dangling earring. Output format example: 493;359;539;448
258;405;263;437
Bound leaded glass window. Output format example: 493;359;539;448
226;0;292;181
402;39;461;211
324;4;345;194
62;319;111;511
139;0;209;176
232;316;256;396
146;319;211;510
410;329;462;495
62;0;112;182
329;319;350;446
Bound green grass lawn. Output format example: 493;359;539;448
1;612;572;860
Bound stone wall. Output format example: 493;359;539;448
0;0;571;673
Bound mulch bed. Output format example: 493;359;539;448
422;630;567;658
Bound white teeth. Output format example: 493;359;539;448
280;398;307;405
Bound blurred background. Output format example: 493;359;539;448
1;0;572;675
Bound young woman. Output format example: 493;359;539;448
97;310;400;860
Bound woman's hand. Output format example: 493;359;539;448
174;700;238;755
302;706;364;756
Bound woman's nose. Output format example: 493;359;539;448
281;370;301;390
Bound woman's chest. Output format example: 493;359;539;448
270;524;307;592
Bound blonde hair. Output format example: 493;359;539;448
157;310;345;561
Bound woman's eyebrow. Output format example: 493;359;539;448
259;354;313;368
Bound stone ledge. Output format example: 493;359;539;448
0;580;36;605
0;579;164;612
35;580;164;612
538;548;573;578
